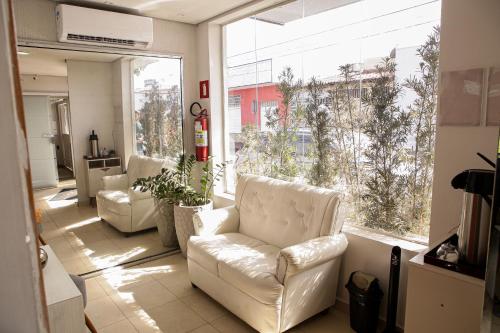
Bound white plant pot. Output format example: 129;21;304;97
155;199;179;248
174;200;213;257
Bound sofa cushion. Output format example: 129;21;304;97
235;175;342;248
97;190;130;216
126;155;165;187
187;233;265;275
218;244;283;305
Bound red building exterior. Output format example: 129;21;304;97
228;83;283;129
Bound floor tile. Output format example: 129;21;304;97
99;319;138;333
156;267;197;298
86;277;108;301
61;257;88;275
128;311;163;333
189;324;220;333
110;280;177;317
46;236;82;262
211;314;257;333
96;267;155;294
130;300;206;333
180;290;229;322
40;220;65;240
290;310;353;333
86;296;126;328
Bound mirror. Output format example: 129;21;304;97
20;46;184;275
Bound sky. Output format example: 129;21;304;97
133;57;181;90
225;0;441;83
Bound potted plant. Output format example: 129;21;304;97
134;154;226;256
133;169;180;248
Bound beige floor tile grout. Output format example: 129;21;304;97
98;318;139;332
108;284;181;319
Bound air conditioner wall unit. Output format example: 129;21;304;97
56;4;153;49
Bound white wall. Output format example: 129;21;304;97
14;0;198;159
197;22;227;193
338;230;424;328
67;60;115;202
112;58;133;168
429;0;500;244
21;74;68;94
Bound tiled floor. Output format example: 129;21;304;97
85;253;354;333
35;180;173;275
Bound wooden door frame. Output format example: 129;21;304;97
0;0;49;331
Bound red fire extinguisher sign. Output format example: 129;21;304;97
199;80;209;99
191;102;209;161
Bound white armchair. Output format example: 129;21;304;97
96;155;166;233
187;175;348;333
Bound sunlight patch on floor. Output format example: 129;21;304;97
64;216;101;230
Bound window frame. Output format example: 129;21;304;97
220;3;439;243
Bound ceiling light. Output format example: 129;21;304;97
17;51;29;55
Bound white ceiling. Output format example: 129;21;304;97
255;0;360;25
18;47;123;76
53;0;257;24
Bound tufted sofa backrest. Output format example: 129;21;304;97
126;155;165;187
235;174;343;249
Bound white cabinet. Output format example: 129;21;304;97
42;245;85;333
84;157;122;198
404;251;485;333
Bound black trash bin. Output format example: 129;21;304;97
346;271;383;333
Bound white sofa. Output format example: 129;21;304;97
96;155;165;233
188;175;348;333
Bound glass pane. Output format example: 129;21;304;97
132;57;183;161
224;0;441;240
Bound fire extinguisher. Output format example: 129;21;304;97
190;102;209;162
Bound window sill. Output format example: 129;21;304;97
213;191;236;208
214;191;235;202
342;225;428;253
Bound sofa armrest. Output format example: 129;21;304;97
102;174;128;190
128;187;153;202
193;205;240;236
277;233;348;283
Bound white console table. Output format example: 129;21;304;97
84;156;122;205
42;245;85;333
404;250;485;332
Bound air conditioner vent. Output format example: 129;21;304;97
67;33;136;47
56;5;153;49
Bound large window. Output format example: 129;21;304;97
223;0;441;240
133;57;183;161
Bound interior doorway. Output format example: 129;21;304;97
23;94;75;189
53;97;75;182
23;95;59;188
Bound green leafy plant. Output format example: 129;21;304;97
402;25;440;235
133;154;226;207
200;161;226;205
305;77;335;187
264;67;303;179
361;57;410;234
